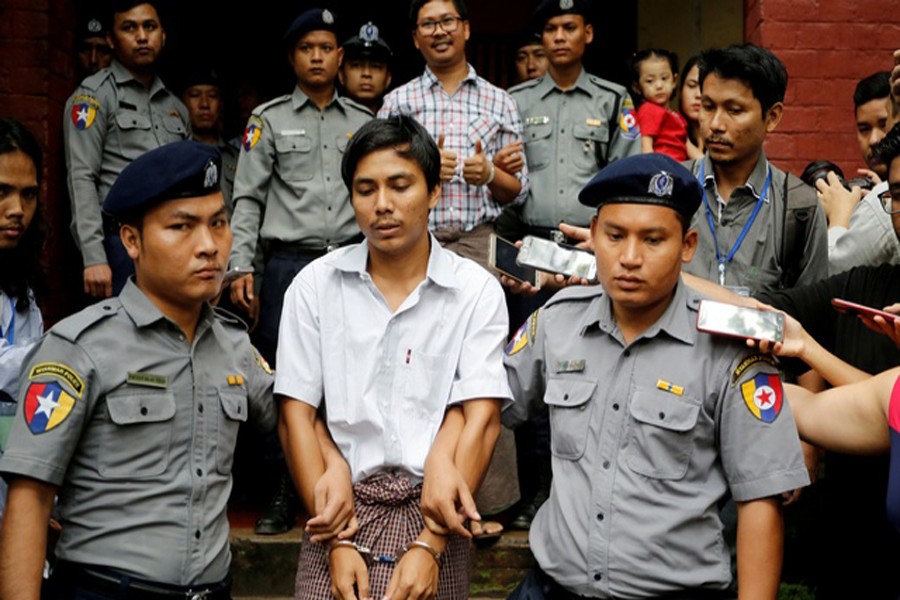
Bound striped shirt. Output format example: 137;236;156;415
379;64;528;231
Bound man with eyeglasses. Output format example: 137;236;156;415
378;0;528;271
227;7;371;536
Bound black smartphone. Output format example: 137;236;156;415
488;234;540;288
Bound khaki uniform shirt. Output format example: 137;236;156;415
64;61;190;266
503;281;809;598
229;88;371;268
510;70;641;228
0;281;275;585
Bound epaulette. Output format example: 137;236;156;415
509;77;543;95
251;95;292;116
51;299;121;343
77;67;113;93
338;95;375;117
543;284;604;310
587;75;627;98
213;306;249;331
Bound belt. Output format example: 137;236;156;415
267;234;364;258
52;561;231;600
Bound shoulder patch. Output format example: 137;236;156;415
70;95;101;130
619;97;639;140
731;354;778;385
506;322;529;356
29;363;85;398
52;301;120;343
243;115;264;151
23;380;77;434
741;372;784;423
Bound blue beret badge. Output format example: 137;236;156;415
322;9;334;25
648;171;674;198
204;160;218;189
361;22;378;44
560;0;574;9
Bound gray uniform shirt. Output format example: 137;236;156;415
229;88;372;268
683;153;828;294
510;70;641;228
64;61;190;266
503;281;809;598
0;281;275;585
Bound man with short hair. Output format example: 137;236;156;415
513;31;547;84
504;153;809;599
378;0;528;269
278;115;509;599
855;71;891;179
64;0;190;300
339;21;393;114
228;7;371;535
0;141;275;599
75;13;113;79
684;44;827;294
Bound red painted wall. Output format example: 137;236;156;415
746;0;900;178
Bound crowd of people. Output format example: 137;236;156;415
1;0;900;598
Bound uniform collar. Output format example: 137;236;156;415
701;151;771;203
539;67;593;99
119;278;216;330
110;60;166;96
291;85;342;111
423;64;478;90
332;234;460;290
581;279;696;345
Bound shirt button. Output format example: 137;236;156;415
324;144;328;149
198;404;204;413
623;350;631;357
594;573;602;581
602;460;610;469
560;128;566;134
559;189;564;195
559;158;565;164
140;406;148;416
612;403;619;411
179;334;185;341
659;412;666;420
195;530;201;539
596;513;604;521
328;206;332;211
196;468;203;477
563;393;569;401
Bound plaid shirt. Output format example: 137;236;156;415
379;64;529;231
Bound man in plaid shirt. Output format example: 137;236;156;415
379;0;529;269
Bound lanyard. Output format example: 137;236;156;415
697;162;771;286
2;297;14;344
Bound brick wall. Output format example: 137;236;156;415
0;0;79;323
746;0;900;178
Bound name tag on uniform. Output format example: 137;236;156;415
227;375;245;386
525;116;550;126
554;359;585;373
118;101;137;110
126;372;168;389
585;118;602;127
280;129;306;136
656;379;684;396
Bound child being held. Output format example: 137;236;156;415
630;48;689;162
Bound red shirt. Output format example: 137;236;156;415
637;101;688;162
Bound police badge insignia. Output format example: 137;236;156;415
648;171;674;198
204;160;218;189
87;18;102;33
560;0;574;9
360;22;378;44
322;9;334;24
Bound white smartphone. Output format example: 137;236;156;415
696;300;784;343
516;235;597;281
488;234;540;287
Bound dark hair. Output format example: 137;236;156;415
409;0;468;30
111;0;164;23
341;115;441;193
698;44;787;116
872;123;900;168
0;118;44;311
630;48;679;90
678;54;700;105
854;71;890;109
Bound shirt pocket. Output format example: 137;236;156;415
544;377;596;461
523;121;553;172
625;389;701;480
403;352;451;420
114;110;153;160
467;115;500;151
160;111;187;142
99;390;176;479
216;388;248;474
274;133;315;182
572;123;609;172
336;133;351;153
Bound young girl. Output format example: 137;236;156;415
630;48;690;161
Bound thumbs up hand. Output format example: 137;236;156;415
438;133;458;182
463;139;494;186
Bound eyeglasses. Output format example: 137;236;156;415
415;16;463;36
879;188;900;214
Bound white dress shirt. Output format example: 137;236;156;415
275;237;512;482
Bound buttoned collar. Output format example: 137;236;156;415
422;64;478;91
701;151;771;204
332;234;460;290
580;279;696;345
291;85;342;112
539;67;593;99
110;59;166;97
119;278;216;331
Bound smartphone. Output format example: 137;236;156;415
488;234;540;287
832;298;898;322
696;300;784;343
516;235;597;281
222;266;255;285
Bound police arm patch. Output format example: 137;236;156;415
253;347;273;374
24;381;76;434
619;98;640;141
243;116;264;151
29;363;85;398
506;322;528;356
740;373;784;423
70;95;100;131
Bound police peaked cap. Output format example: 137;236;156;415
533;0;593;27
577;153;702;221
283;8;339;48
342;22;392;62
103;141;222;218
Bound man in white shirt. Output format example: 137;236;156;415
276;115;511;600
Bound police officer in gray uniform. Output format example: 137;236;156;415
503;154;809;599
64;0;190;300
0;141;275;599
509;0;641;238
228;8;371;364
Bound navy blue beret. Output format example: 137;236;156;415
283;8;338;49
533;0;592;27
577;154;702;221
103;141;222;217
512;29;542;52
342;21;392;62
